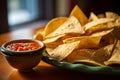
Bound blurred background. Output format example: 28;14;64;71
0;0;120;34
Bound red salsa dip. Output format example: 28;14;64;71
6;42;41;52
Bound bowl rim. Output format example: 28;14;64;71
0;39;46;56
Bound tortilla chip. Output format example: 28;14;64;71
43;33;74;47
33;30;44;41
105;12;119;19
112;26;120;40
64;49;103;66
91;29;114;46
44;17;68;37
44;40;63;48
91;28;113;36
86;23;115;35
46;41;80;61
115;17;120;26
63;36;102;49
64;49;94;63
97;13;105;18
65;45;112;66
84;18;114;31
105;12;120;28
85;23;106;35
91;46;111;65
46;16;85;38
43;34;65;44
43;34;66;47
104;44;120;65
88;12;98;21
70;5;88;25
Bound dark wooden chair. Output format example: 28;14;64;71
0;0;9;34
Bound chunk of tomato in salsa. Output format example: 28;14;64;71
6;42;41;52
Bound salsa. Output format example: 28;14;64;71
6;42;41;52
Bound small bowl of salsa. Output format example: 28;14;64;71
0;39;45;72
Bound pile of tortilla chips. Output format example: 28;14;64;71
34;5;120;66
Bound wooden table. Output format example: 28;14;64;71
0;26;119;80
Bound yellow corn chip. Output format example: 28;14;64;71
63;36;102;49
44;17;67;37
46;41;80;61
46;16;85;38
70;5;88;25
88;12;98;21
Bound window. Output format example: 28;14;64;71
7;0;75;31
7;0;41;26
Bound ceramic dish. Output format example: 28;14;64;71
0;39;46;72
42;51;120;74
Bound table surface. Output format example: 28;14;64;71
0;26;119;80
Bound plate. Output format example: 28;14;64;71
42;51;120;74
